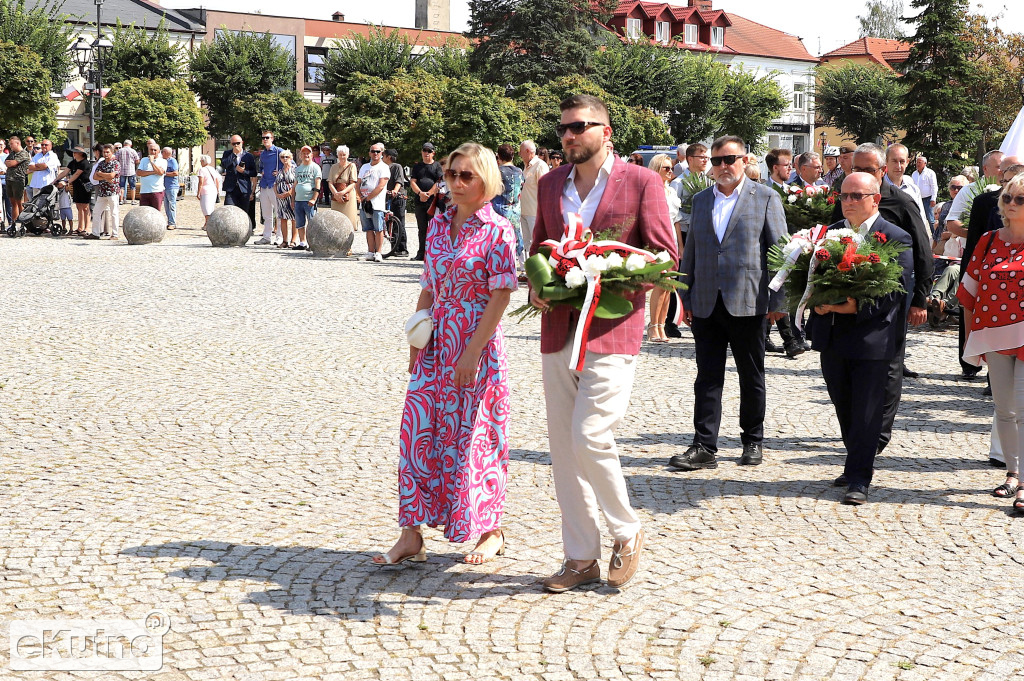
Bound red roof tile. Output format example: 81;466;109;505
724;14;816;63
820;37;913;69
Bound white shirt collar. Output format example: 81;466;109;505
845;211;881;235
712;174;746;200
566;150;615;185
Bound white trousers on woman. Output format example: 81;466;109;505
541;339;641;560
986;352;1024;473
92;195;119;237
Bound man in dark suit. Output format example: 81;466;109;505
530;94;677;593
809;172;915;505
829;143;932;459
221;134;257;219
674;135;788;471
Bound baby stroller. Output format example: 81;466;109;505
8;185;63;237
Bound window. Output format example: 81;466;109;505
656;21;670;44
710;26;725;47
684;23;698;44
626;17;642;39
793;83;806;110
305;47;327;86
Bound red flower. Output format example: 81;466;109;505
873;232;888;243
840;236;853;245
868;253;881;263
827;196;836;205
815;248;831;262
554;258;575;277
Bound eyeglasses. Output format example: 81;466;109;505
852;166;880;173
369;149;383;154
1001;194;1024;206
660;165;673;172
444;169;478;184
555;121;605;137
231;142;242;146
709;154;742;167
839;192;873;202
687;155;710;161
774;162;793;168
949;184;964;190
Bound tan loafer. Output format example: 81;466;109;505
607;529;644;588
542;560;600;593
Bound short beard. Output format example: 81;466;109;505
563;139;603;165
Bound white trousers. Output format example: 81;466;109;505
92;195;119;237
987;353;1023;472
541;339;641;560
521;214;536;253
259;189;276;240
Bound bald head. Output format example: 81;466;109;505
840;172;882;226
999;156;1020;174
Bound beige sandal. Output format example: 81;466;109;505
372;527;427;565
464;530;506;564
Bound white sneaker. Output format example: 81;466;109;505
254;237;271;245
364;252;374;261
374;252;384;262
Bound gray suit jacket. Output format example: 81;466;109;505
680;179;787;318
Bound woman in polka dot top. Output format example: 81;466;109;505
958;170;1024;512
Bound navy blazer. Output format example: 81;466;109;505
221;149;257;196
805;216;914;361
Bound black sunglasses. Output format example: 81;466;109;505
839;192;873;202
1001;194;1024;206
555;121;605;138
261;136;272;140
369;149;383;154
231;142;242;146
710;154;742;167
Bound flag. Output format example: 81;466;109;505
61;85;81;101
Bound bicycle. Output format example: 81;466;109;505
379;198;402;256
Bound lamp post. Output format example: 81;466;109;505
819;130;828;156
70;0;111;151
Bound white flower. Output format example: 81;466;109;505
604;252;624;269
565;268;586;288
986;184;1001;192
583;254;610;277
655;250;671;263
625;253;647;271
788;194;798;204
788;185;803;194
805;198;813;206
804;185;820;196
792;229;811;239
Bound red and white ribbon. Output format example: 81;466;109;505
542;212;658;371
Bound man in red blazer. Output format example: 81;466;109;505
529;94;677;593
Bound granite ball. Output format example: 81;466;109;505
306;209;355;258
122;206;167;245
206;206;251;247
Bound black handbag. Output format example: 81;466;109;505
361;198;373;214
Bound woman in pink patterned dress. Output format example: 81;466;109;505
373;143;518;566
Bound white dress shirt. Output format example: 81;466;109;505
912;167;938;200
844;210;881;237
711;175;746;242
29;150;60;189
562;151;614;229
886;173;931;229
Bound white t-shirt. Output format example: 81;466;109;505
359;161;390;211
29;151;60;188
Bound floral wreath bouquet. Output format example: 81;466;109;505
767;223;907;326
774;183;840;233
512;213;685;369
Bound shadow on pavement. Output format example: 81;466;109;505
121;540;536;621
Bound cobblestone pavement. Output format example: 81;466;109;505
1;197;1023;680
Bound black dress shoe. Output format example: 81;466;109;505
902;365;919;378
664;322;682;338
843;484;869;505
833;474;848;487
739;442;763;466
990;457;1008;468
960;369;980;380
411;254;424;262
765;338;783;354
668;444;718;471
784;342;806;359
800;341;811;351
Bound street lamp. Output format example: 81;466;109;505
819;130;828;156
69;0;110;150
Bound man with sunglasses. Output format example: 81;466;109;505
807;173;914;505
674;135;788;474
829;143;932;457
255;131;283;245
530;94;676;593
358;144;390;262
221;135;257;222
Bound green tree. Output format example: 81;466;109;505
324;69;446;159
321;26;419;95
962;13;1024;158
815;61;906;142
467;0;613;87
102;19;184;84
0;41;60;139
96;78;206;148
189;30;294;137
714;68;788;149
442;76;529;151
899;0;981;181
0;0;75;91
514;75;671;154
858;0;905;39
420;38;471;79
230;90;325;152
665;53;729;144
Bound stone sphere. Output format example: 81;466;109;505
123;206;167;245
206;206;251;247
306;209;355;258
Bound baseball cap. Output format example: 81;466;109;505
839;143;857;154
300;145;313;154
421;142;435;152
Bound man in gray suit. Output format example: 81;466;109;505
672;135;788;470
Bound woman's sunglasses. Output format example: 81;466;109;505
444;169;478;183
1001;193;1024;206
